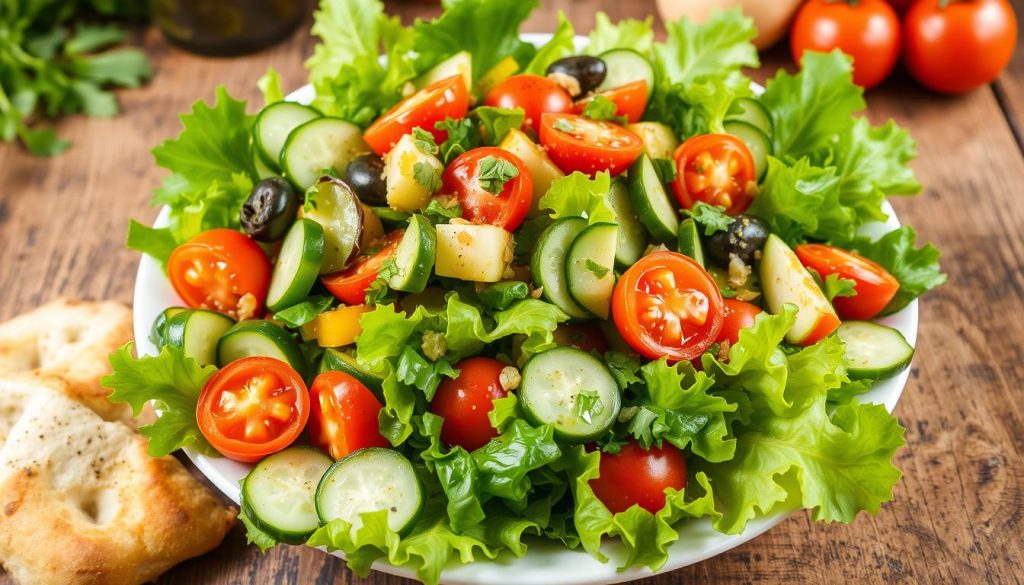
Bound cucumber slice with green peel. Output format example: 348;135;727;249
415;51;472;95
267;218;325;313
303;177;364;274
726;97;772;137
216;320;307;376
164;309;236;366
597;49;656;93
253;150;277;179
677;218;706;267
837;321;914;380
150;307;187;349
281;117;369;191
724;120;771;181
315;448;424;536
241;447;333;543
565;223;618;319
388;214;436;293
531;217;591;320
520;347;621;443
607;179;648;267
253;102;321;172
319;349;383;397
628;154;679;244
371;207;412;226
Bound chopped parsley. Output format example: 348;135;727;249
413;161;442;193
584;259;610;279
581;95;627;125
424;196;463;224
412;127;439;155
688;201;733;235
364;257;399;305
575;389;604;425
477;155;519;194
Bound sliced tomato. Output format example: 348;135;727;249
539;113;644;176
167;228;271;318
589;440;687;514
795;244;900;320
322;230;404;305
363;75;469;155
430;357;509;452
672;134;758;215
308;371;388;460
573;80;649;123
197;356;309;462
483;74;574;134
612;251;724;362
717;299;763;346
441;147;533;231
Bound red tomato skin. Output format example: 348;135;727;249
308;371;389;460
790;0;901;89
589;441;688;514
363;76;469;155
903;0;1018;94
573;80;649;123
799;312;843;347
322;230;404;306
539;113;644;176
795;244;900;320
717;299;763;346
672;134;758;215
484;74;574;134
168;228;272;317
441;147;534;231
431;357;509;452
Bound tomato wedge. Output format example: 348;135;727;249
672;134;758;215
167;228;271;319
573;80;649;123
612;251;724;362
795;244;900;320
197;356;309;462
308;371;388;460
322;230;404;305
441;147;533;231
363;75;469;155
539;113;643;176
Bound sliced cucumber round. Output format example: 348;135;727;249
303;177;364;274
724;120;771;181
677;217;706;268
267;218;324;313
597;48;655;93
837;321;914;381
217;320;307;376
253;102;321;172
520;347;621;443
628;154;679;244
388;214;436;293
319;349;384;397
242;446;333;543
607;179;648;267
531;217;590;319
149;307;187;349
281;117;369;191
315;448;424;536
164;309;236;366
565;223;618;320
726;97;772;137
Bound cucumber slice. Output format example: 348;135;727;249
566;223;618;319
677;218;706;267
316;448;424;536
253;102;321;172
726;97;772;137
164;309;236;366
319;349;383;397
149;307;187;349
388;214;436;293
241;447;333;543
415;51;472;96
597;49;656;93
253;149;277;180
626;122;679;161
217;320;307;376
304;177;364;274
371;206;412;226
267;218;325;313
607;179;648;267
531;218;590;319
837;321;914;380
628;154;679;244
520;347;621;443
281;117;369;191
724;120;771;181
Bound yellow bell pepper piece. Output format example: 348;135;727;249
301;305;371;348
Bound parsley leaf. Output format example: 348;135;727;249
413;161;442;193
584;259;611;279
808;269;858;303
412;127;439;155
688;202;733;235
473;106;525;146
581;96;626;125
477;155;520;194
435;117;481;163
365;257;399;305
576;389;605;425
424;196;463;224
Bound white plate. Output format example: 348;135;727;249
132;33;918;585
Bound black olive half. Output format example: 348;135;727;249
706;215;770;267
345;153;388;206
240;177;299;242
546;56;607;98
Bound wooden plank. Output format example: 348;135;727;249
993;0;1024;150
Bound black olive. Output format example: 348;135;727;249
546;56;607;98
345;153;387;206
240;177;299;242
706;215;770;267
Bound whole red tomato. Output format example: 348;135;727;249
791;0;902;89
484;74;574;134
903;0;1018;94
431;357;509;452
589;440;687;514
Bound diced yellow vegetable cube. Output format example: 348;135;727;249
499;128;564;217
435;223;514;283
385;134;443;212
301;305;372;348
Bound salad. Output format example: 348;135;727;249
110;0;947;583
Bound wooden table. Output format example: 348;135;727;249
2;1;1023;583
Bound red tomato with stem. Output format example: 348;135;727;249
168;228;271;318
790;0;901;89
589;440;687;514
903;0;1018;94
441;147;534;231
196;357;309;462
484;74;574;134
363;75;469;155
672;134;758;215
717;299;763;346
573;80;649;124
322;230;404;305
308;371;388;460
795;244;900;320
612;251;724;362
431;357;509;452
539;113;644;176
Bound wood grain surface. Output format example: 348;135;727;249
1;1;1023;583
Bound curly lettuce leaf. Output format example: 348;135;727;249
747;157;844;244
647;76;750;139
585;12;653;55
523;12;575;75
539;171;616;225
652;9;758;88
833;118;921;218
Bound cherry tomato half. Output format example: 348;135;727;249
612;251;724;362
672;134;758;215
589;440;687;514
484;74;574;134
441;147;534;231
308;371;388;460
167;228;272;318
573;80;649;124
539;113;644;176
363;75;469;155
717;299;763;346
322;230;404;305
197;356;309;462
431;357;509;452
795;244;900;320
